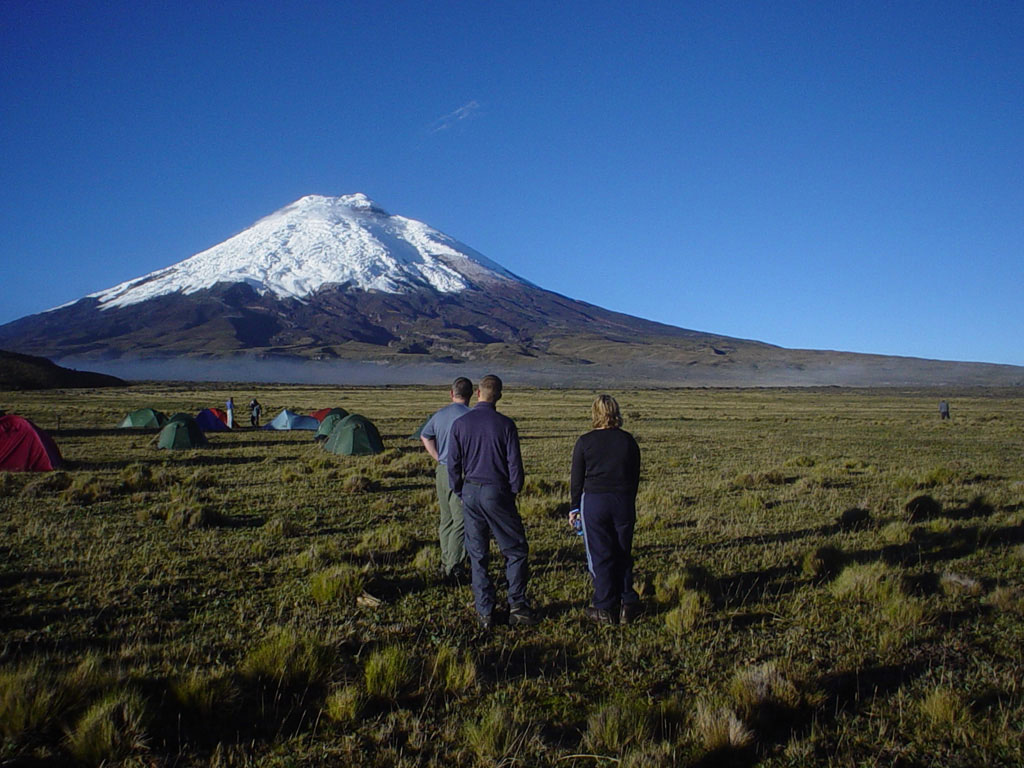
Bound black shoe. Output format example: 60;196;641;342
476;612;493;631
620;602;643;625
509;603;539;626
585;606;618;625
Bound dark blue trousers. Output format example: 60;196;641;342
581;491;638;612
462;482;529;617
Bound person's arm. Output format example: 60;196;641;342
570;436;585;511
506;422;524;495
447;424;464;498
420;435;439;462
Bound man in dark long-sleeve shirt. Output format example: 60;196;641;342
448;374;536;628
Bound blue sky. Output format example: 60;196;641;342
2;1;1022;366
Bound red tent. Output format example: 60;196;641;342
0;414;63;471
310;408;333;422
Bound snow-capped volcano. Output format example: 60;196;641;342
88;194;526;310
6;193;1019;386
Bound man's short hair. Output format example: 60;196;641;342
451;377;473;401
478;374;503;402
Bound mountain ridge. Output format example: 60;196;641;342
3;194;1022;387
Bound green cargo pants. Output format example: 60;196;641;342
436;463;466;574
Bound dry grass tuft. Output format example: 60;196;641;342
324;683;364;725
310;564;365;606
431;644;477;695
693;699;753;752
583;698;652;755
239;627;333;687
364;645;415;701
802;545;845;580
65;688;150;766
665;589;711;634
905;494;943;522
940;571;983;597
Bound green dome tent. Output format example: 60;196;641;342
166;412;195;425
118;408;167;429
157;416;208;451
409;417;429;440
314;408;351;441
323;414;384;456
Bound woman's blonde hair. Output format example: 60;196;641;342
592;394;622;429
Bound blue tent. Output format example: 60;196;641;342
263;409;320;431
195;408;231;432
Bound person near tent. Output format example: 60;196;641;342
420;377;473;584
569;394;642;625
249;398;262;427
939;400;950;420
448;374;537;629
226;397;235;429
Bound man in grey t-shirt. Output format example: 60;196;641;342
421;377;473;582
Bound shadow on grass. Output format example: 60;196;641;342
478;638;580;683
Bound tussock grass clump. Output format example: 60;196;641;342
654;565;716;604
171;668;237;719
920;686;970;734
263;517;303;538
729;662;807;729
430;644;477;695
20;470;72;498
837;506;871;530
310;564;365;606
0;658;64;743
583;697;652;755
732;470;788;488
940;571;983;597
60;474;116;505
295;541;343;570
118;463;175;493
463;701;531;765
693;699;753;752
412;545;437;575
830;561;904;603
343;473;377;493
364;645;415;701
165;505;225;530
240;628;333;687
880;520;913;545
355;525;412;557
324;683;364;725
66;688;149;766
905;494;942;522
379;451;431;479
665;589;711;634
519;476;568;497
987;586;1024;614
802;545;845;580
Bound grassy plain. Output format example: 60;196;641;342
1;383;1023;766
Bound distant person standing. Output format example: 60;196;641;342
570;395;642;625
448;374;537;629
420;377;473;583
939;400;950;420
249;398;262;427
226;397;235;429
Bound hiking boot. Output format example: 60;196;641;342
476;612;493;631
509;603;539;626
619;602;643;625
585;606;618;625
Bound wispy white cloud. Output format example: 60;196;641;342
429;100;481;133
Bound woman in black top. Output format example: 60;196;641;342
569;394;641;624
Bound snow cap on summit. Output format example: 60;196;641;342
85;194;525;311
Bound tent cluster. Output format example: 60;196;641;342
0;414;62;471
257;406;382;454
1;403;386;462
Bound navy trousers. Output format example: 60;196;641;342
581;491;638;612
462;482;529;617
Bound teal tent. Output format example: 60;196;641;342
118;408;166;429
323;414;384;456
157;417;207;450
263;409;320;431
315;408;351;440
